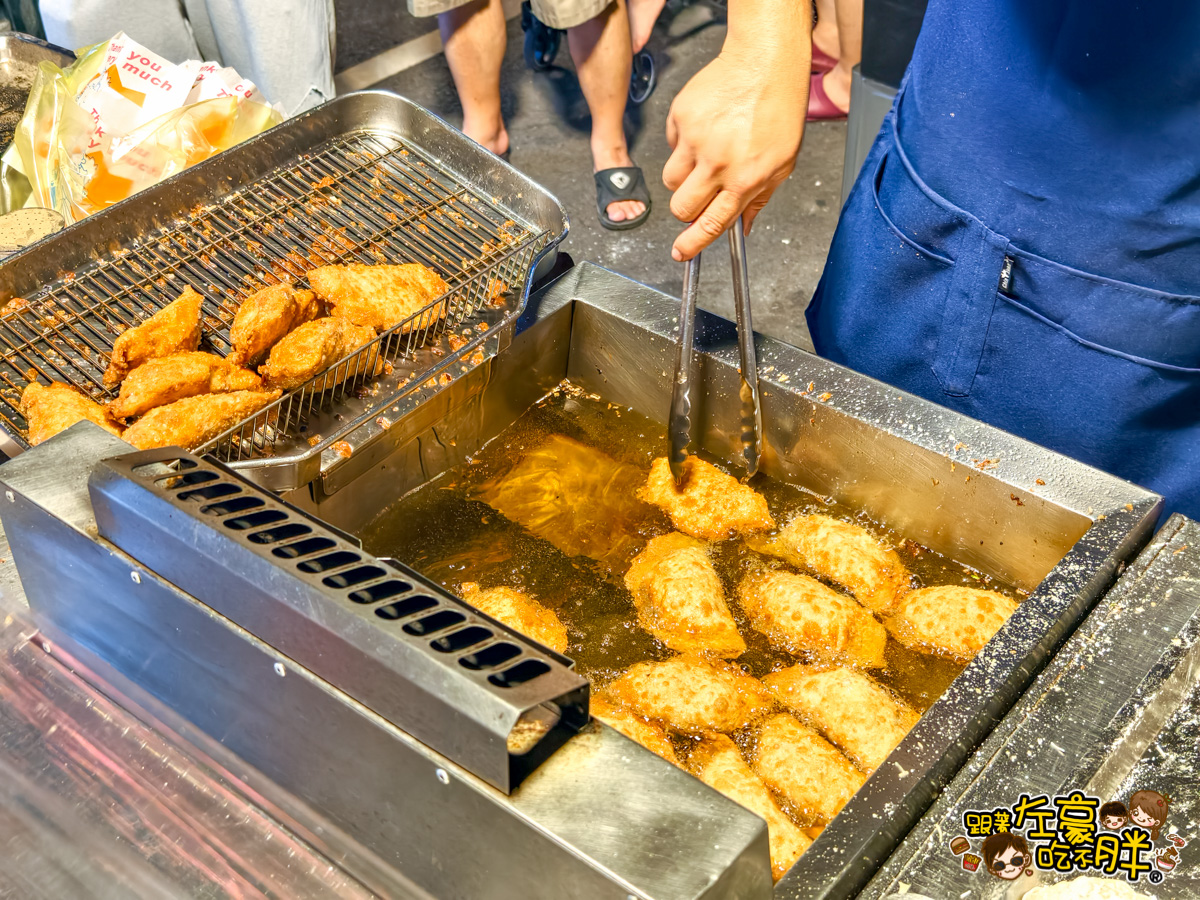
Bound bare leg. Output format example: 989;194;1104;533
439;0;510;156
812;0;839;61
568;0;646;222
627;0;665;53
822;0;861;111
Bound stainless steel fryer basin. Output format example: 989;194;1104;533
292;262;1162;899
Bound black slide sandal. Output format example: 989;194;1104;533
594;167;652;231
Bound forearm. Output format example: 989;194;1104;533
724;0;811;66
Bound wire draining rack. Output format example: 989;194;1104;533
0;91;568;489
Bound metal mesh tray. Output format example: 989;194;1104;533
0;91;567;489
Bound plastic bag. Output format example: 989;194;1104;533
2;32;282;223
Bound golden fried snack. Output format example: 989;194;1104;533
749;514;910;613
762;665;919;774
228;283;321;367
752;713;866;826
639;457;775;541
477;435;653;573
888;585;1019;661
624;533;745;658
258;318;381;392
104;287;204;386
606;655;773;734
310;263;450;333
737;570;887;669
460;582;568;654
108;352;261;420
690;733;812;881
590;693;679;765
122;390;282;450
20;382;122;445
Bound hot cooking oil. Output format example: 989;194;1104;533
361;381;1022;712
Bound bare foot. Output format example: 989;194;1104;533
594;144;646;223
627;0;666;54
462;117;510;157
822;62;852;113
812;22;839;63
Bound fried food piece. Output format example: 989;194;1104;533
888;585;1019;661
762;665;919;774
690;733;812;881
104;287;204;386
590;692;679;765
737;570;887;669
258;318;381;391
477;435;654;573
624;533;745;658
20;382;122;445
108;352;261;420
752;713;866;826
228;282;321;367
310;263;450;333
122;390;281;450
606;655;773;734
460;582;568;653
749;514;910;613
639;457;775;541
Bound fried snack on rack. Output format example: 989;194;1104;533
690;733;812;881
103;287;204;386
20;382;122;445
748;514;910;613
751;713;866;826
762;665;919;774
310;263;451;333
228;282;321;367
460;582;568;654
887;585;1019;661
606;655;773;734
639;457;775;541
590;693;679;765
122;390;282;450
258;318;381;392
477;435;653;573
737;570;887;669
108;352;262;420
624;533;745;658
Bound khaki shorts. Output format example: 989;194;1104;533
409;0;610;31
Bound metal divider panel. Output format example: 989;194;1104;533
87;446;588;793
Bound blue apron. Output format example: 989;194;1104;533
808;0;1200;518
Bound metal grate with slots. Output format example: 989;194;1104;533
0;124;550;470
88;447;588;792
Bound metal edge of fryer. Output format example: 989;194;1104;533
84;444;590;794
0;423;775;900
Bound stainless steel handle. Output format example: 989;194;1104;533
729;216;763;476
669;252;701;486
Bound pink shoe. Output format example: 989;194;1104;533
807;71;848;121
811;44;838;73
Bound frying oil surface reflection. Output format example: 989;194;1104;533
360;382;1019;711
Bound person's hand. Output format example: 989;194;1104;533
663;44;807;260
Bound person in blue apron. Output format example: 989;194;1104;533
664;0;1200;519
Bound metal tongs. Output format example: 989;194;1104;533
669;216;764;486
